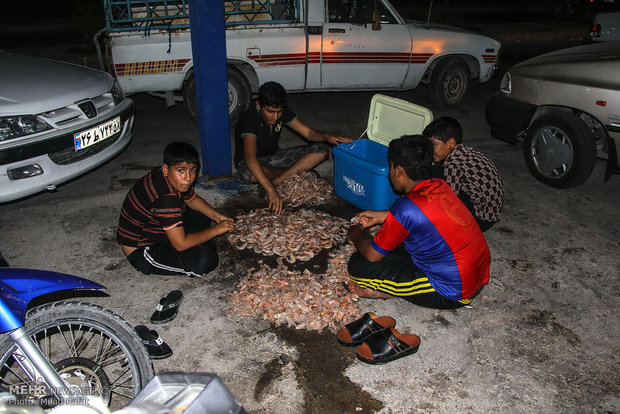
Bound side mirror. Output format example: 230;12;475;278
372;9;381;31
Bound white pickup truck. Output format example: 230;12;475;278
98;0;501;124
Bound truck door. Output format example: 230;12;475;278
321;0;411;88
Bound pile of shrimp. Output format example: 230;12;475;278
271;171;334;207
229;243;360;332
226;208;349;263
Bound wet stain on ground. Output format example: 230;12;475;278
495;226;514;234
275;326;383;414
561;246;586;255
426;314;452;327
254;356;285;402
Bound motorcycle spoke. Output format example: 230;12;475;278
95;336;117;365
67;324;94;357
108;371;135;399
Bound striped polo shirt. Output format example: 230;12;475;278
116;167;196;247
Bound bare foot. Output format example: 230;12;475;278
347;281;394;299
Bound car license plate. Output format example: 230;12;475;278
74;117;121;151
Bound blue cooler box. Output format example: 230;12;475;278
333;94;433;211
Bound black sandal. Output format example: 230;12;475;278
135;325;173;360
336;312;396;347
150;290;183;324
355;327;420;365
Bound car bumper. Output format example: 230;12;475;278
0;99;135;203
485;93;536;144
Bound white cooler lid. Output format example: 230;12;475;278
366;94;434;146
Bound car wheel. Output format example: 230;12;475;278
182;66;251;126
523;113;597;188
428;57;470;111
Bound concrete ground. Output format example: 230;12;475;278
1;19;618;414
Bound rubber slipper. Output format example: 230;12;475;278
355;327;420;365
336;312;396;347
134;325;173;360
150;289;183;324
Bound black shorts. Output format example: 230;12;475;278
347;250;475;309
126;208;218;277
236;143;329;184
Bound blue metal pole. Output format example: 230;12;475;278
188;0;231;178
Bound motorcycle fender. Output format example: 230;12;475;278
0;268;105;333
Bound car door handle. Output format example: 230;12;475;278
328;28;346;34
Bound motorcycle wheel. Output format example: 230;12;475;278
0;301;154;410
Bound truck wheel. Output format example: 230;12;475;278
523;113;597;188
182;66;251;126
227;66;251;126
428;57;470;111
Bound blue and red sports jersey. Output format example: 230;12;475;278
371;179;490;300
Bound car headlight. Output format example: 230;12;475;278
111;80;125;105
500;72;512;95
0;116;52;141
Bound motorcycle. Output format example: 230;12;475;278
0;267;154;411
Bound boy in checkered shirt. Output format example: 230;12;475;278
423;116;504;232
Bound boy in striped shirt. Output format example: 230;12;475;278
117;142;234;277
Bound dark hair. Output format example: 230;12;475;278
257;81;287;108
163;142;200;169
388;134;433;181
422;116;463;144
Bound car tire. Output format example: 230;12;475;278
428;57;470;111
523;113;597;188
182;66;251;126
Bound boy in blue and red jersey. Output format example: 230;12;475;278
347;135;490;309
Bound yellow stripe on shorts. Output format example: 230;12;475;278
350;275;435;297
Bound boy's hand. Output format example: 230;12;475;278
355;210;387;228
267;189;283;214
213;219;235;235
326;134;352;145
214;213;234;224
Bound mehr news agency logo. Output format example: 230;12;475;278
4;382;106;407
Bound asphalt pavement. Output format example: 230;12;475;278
0;19;618;414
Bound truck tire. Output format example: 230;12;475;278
182;66;251;126
226;66;251;126
523;113;597;188
428;57;470;111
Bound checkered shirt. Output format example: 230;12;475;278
443;144;504;222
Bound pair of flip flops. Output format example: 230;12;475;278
134;290;183;360
150;290;183;324
336;312;420;365
135;325;172;360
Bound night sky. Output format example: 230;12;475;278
0;0;610;50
